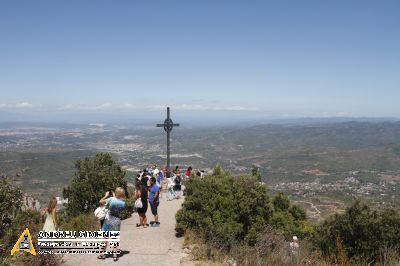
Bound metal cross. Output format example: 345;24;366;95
156;107;179;173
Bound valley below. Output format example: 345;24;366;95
1;120;400;221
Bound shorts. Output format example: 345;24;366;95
137;201;148;214
102;215;121;231
150;201;159;216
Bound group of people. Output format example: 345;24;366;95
39;165;300;261
135;165;198;204
96;165;197;260
133;167;162;228
40;164;201;261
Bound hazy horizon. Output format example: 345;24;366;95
0;108;399;127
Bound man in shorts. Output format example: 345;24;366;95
149;177;160;227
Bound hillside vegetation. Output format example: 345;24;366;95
177;167;400;265
1;152;400;265
0;153;133;266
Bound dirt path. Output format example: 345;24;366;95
295;200;321;215
63;195;189;266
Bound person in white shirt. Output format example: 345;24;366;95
289;236;299;255
166;174;177;201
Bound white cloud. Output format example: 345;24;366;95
60;103;114;111
15;102;34;108
118;104;258;112
63;104;74;110
216;105;259;112
172;104;259;112
59;104;86;111
121;103;134;109
133;104;258;112
96;103;113;110
1;102;259;112
0;102;35;109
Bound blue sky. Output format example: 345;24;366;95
0;0;399;120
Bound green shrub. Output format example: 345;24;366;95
0;210;61;266
176;167;308;252
0;210;41;257
0;178;62;265
0;177;23;238
120;197;135;220
289;205;307;221
251;165;262;182
177;171;268;249
312;200;400;264
269;192;313;240
59;212;99;232
273;192;290;211
63;153;128;217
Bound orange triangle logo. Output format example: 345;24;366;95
11;228;36;256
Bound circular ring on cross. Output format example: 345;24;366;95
163;118;174;133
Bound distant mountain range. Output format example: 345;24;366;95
0;110;398;127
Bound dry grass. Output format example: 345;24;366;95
182;226;326;266
182;225;400;266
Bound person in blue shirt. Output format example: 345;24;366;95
98;187;126;261
157;169;164;182
148;177;160;227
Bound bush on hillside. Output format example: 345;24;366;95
120;197;135;220
0;178;61;265
272;192;290;211
0;210;41;259
0;210;61;266
63;153;129;217
270;193;311;239
176;168;271;248
0;177;23;238
312;200;400;264
251;165;262;182
289;205;307;221
58;211;99;232
176;167;309;251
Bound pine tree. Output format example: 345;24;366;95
63;153;127;217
